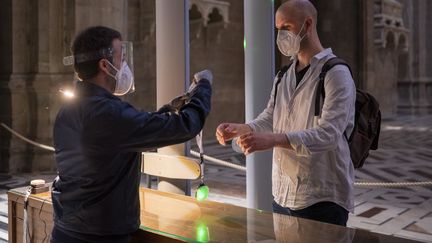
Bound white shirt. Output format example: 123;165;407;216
247;48;356;212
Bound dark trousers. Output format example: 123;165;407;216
272;200;349;226
51;226;131;243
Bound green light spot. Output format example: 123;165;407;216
196;223;209;242
195;184;209;202
243;37;247;50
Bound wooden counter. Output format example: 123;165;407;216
8;186;420;243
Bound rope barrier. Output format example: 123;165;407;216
1;123;55;152
353;181;432;187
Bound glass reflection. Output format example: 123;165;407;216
196;221;210;242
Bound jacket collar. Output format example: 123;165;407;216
75;81;120;100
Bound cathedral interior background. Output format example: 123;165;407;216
0;0;431;242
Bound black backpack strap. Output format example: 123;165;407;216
273;64;291;108
314;57;352;117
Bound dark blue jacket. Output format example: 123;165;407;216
52;80;211;237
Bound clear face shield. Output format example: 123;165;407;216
117;41;135;95
62;41;135;96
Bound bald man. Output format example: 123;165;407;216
216;0;355;226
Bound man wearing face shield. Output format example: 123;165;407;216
51;26;212;242
216;0;355;226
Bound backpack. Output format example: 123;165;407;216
274;57;381;169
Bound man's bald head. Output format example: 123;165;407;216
275;0;323;58
276;0;317;27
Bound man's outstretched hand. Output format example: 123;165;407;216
216;123;251;146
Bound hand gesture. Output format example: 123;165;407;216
237;132;276;155
216;123;249;145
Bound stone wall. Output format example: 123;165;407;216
0;0;245;173
0;0;136;173
312;0;363;86
368;0;409;118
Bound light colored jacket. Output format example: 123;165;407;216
247;48;355;212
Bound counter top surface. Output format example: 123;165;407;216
8;187;421;243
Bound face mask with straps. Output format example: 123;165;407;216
276;20;307;59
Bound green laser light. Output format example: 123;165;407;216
195;183;209;202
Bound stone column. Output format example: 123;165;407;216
244;0;274;211
397;0;414;114
0;0;12;173
415;0;432;114
156;0;191;195
402;0;432;115
28;0;76;172
424;0;432;111
1;0;39;173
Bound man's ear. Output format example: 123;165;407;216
305;17;314;34
98;59;110;75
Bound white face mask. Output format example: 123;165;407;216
107;61;135;96
277;21;307;58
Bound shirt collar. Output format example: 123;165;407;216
310;48;333;66
75;81;119;100
290;48;333;68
